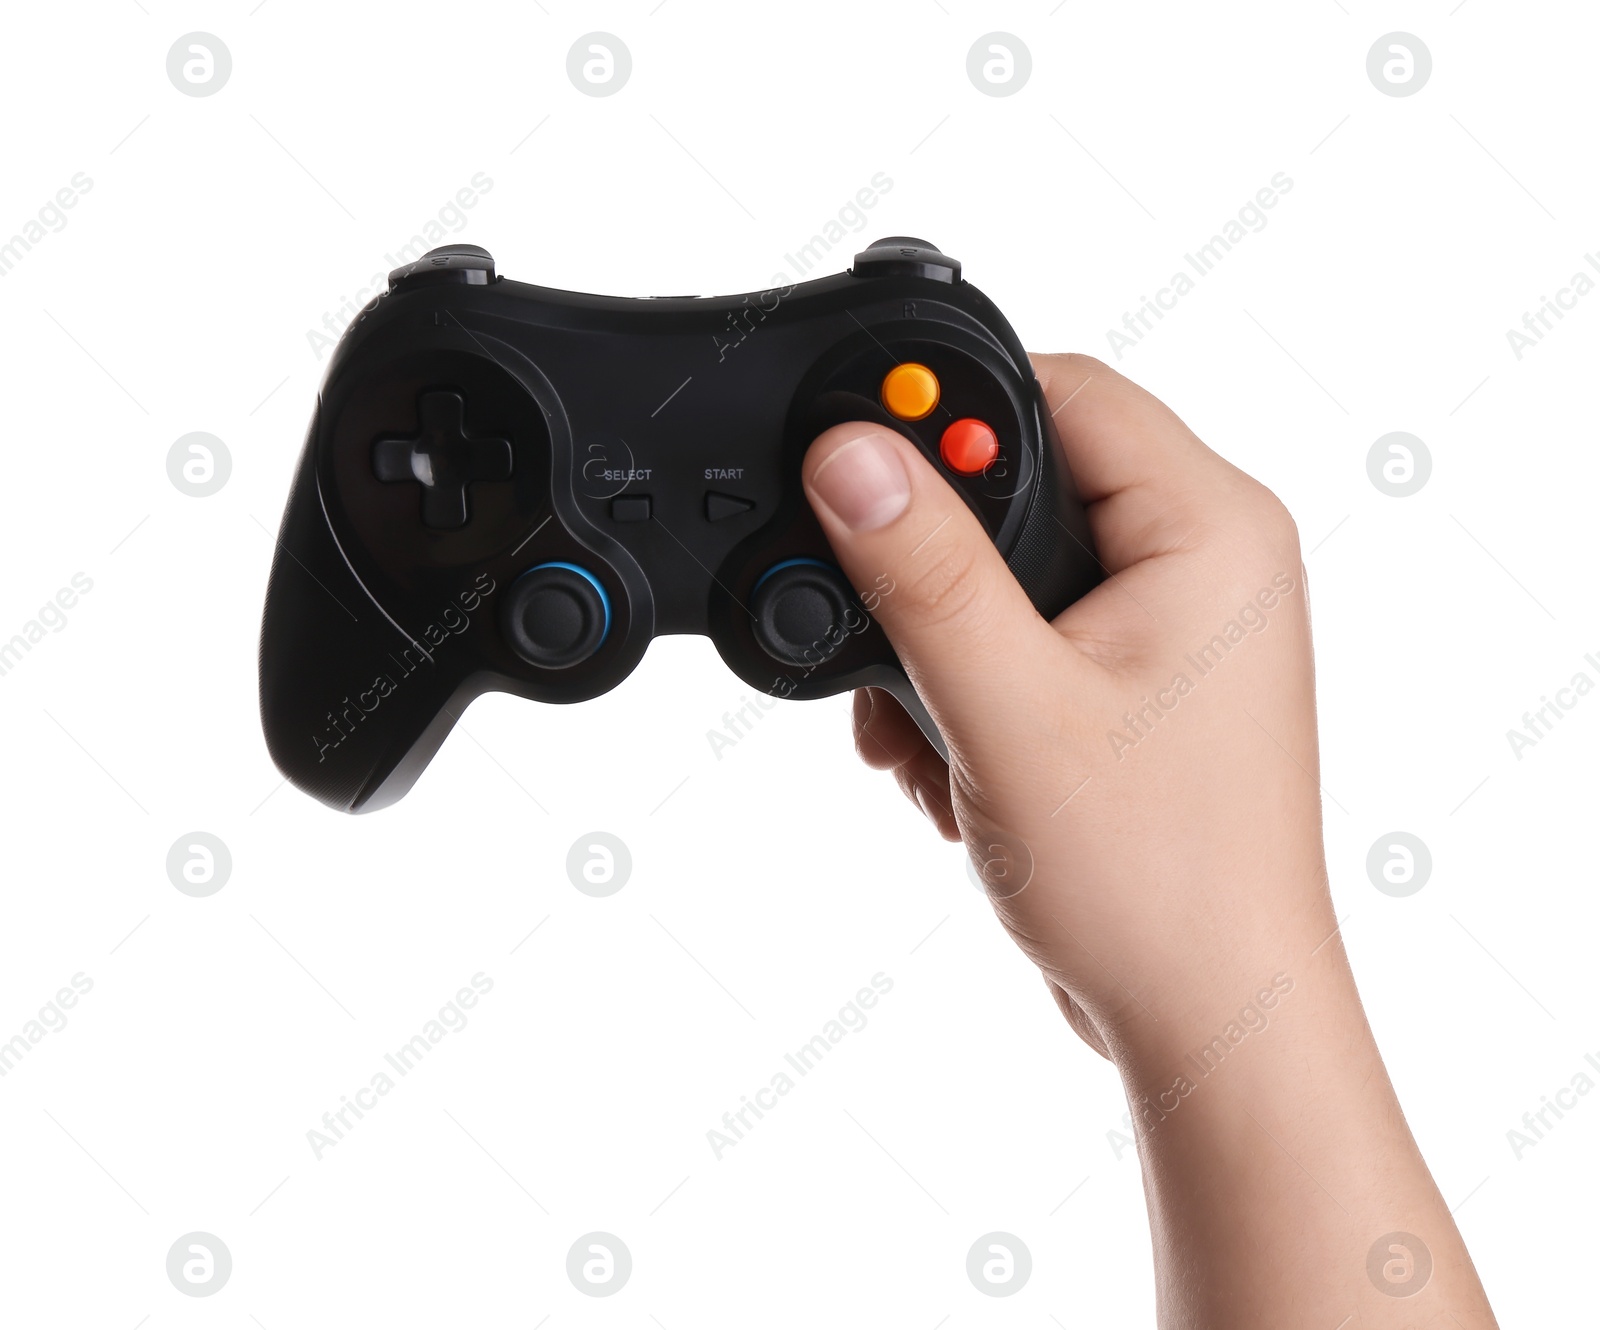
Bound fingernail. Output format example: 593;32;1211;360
809;430;911;532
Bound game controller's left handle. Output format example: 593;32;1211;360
258;411;479;813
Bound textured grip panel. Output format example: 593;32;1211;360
1005;383;1103;620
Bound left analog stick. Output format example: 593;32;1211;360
502;562;611;669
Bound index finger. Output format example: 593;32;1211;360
1030;352;1277;573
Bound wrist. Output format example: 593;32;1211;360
1101;940;1496;1323
1110;909;1365;1080
1087;856;1344;1079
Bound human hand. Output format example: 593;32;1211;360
802;355;1498;1327
801;353;1327;1062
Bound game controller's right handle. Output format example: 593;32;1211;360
881;673;951;762
851;383;1104;764
806;382;1100;628
1003;381;1103;624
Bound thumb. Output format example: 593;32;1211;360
802;422;1072;753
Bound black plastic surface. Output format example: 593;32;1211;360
851;236;961;283
501;564;610;669
371;389;512;530
388;243;496;291
750;560;858;668
258;237;1104;810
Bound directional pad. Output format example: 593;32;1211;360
372;390;512;530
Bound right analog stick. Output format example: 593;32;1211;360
502;562;611;669
750;559;858;668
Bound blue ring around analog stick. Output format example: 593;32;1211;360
529;560;612;639
749;557;859;667
752;556;840;595
501;560;613;670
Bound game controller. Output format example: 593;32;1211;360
258;237;1102;811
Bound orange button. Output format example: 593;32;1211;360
880;362;940;421
939;418;999;475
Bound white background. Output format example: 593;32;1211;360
0;1;1594;1324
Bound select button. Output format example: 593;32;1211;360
611;495;652;522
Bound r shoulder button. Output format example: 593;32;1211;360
388;244;497;292
851;236;960;283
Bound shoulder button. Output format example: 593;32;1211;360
388;244;497;292
851;237;960;283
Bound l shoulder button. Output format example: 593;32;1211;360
388;244;497;293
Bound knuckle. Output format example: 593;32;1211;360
1034;351;1111;394
1059;352;1113;377
1244;481;1302;553
1209;479;1303;597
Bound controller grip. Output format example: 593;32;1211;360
885;384;1104;763
258;411;476;812
1005;383;1102;622
805;387;1099;623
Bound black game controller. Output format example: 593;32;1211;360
258;237;1102;811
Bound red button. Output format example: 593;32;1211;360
939;418;999;475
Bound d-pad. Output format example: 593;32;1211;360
372;390;512;530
